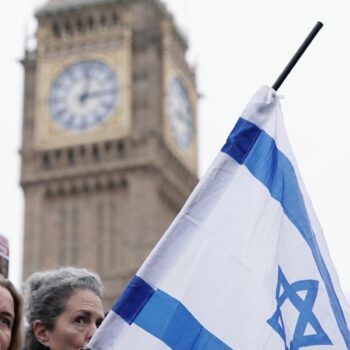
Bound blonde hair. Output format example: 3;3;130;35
0;277;23;350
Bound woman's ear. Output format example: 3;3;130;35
33;320;50;347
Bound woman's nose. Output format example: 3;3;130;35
86;323;98;342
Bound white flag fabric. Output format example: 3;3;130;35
88;86;350;349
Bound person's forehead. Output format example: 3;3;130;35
65;289;103;313
0;286;14;316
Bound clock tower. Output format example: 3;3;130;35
21;0;198;306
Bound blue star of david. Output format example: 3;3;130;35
267;266;332;349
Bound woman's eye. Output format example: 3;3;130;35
74;316;86;325
0;316;12;329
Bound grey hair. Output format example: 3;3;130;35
24;267;103;350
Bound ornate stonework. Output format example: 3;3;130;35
21;0;198;307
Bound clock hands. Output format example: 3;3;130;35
79;88;116;104
50;60;118;131
79;91;89;104
79;72;92;104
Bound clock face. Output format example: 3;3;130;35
167;77;193;150
49;60;119;131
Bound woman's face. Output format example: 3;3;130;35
42;288;104;350
0;286;14;350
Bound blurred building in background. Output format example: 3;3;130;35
20;0;198;307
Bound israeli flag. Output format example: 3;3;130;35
88;86;350;349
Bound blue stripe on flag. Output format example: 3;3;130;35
135;289;232;350
222;117;350;347
114;276;232;349
221;117;261;164
112;275;154;324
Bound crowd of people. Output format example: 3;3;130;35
0;267;105;350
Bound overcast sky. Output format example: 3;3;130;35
2;0;350;300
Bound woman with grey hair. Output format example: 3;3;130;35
24;267;104;350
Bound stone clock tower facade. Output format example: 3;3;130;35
21;0;198;306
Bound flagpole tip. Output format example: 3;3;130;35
272;21;324;91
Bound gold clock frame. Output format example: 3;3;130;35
162;44;197;172
34;46;132;150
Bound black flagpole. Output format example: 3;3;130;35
272;21;323;91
